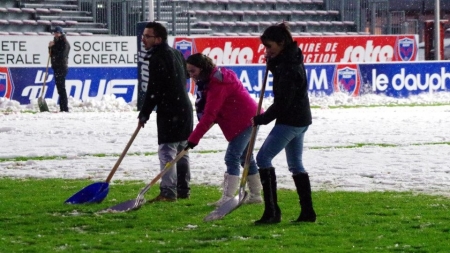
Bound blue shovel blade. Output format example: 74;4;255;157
65;182;109;204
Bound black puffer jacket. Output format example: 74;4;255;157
50;35;70;70
138;42;193;144
253;42;312;127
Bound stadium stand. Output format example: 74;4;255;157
185;0;356;35
0;0;107;35
0;0;366;36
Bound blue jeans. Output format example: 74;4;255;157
224;126;259;176
256;124;309;175
158;141;189;198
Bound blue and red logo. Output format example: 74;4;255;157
333;65;360;96
175;40;193;59
397;37;416;61
0;68;13;99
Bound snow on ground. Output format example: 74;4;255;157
1;92;450;197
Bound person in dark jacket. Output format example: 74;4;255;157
252;23;316;224
48;26;70;112
138;22;193;201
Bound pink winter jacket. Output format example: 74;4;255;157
188;67;261;145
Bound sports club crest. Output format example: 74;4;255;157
333;65;360;96
0;67;13;99
175;39;193;59
397;37;415;61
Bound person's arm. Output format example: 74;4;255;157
138;57;165;125
188;82;227;145
253;64;299;125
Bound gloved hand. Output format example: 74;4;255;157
138;116;148;128
185;141;197;150
252;116;262;126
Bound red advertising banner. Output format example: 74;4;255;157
173;35;418;64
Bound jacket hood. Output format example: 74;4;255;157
208;67;240;87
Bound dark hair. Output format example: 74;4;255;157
186;53;215;76
260;22;294;48
145;22;168;42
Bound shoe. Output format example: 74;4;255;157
177;192;190;199
147;194;176;203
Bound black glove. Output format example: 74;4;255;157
138;116;148;128
185;141;197;150
252;115;263;126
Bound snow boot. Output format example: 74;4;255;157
292;172;316;222
254;167;281;225
208;172;240;207
245;173;262;204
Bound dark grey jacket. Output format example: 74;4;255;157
50;35;70;70
253;42;312;127
138;42;193;144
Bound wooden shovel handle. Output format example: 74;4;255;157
240;66;269;185
105;125;141;183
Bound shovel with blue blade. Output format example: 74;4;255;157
64;125;141;204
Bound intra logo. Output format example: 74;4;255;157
340;41;394;63
202;42;254;64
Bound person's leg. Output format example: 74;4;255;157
209;130;253;206
237;127;262;204
285;126;308;175
255;124;299;224
256;124;298;169
153;142;178;201
176;140;190;199
283;126;316;222
54;68;69;112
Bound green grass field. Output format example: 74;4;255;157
1;178;449;252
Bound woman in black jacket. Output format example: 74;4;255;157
252;23;316;224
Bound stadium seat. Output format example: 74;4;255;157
0;20;8;25
22;20;38;25
51;20;66;26
9;31;24;35
24;32;38;35
80;32;94;36
223;21;236;26
210;21;225;26
49;8;63;14
65;20;78;26
7;8;22;14
35;8;51;14
21;8;36;14
66;32;80;36
8;20;24;25
0;31;9;35
37;20;52;26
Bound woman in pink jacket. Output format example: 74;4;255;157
185;53;262;206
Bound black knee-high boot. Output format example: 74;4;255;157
255;167;281;225
176;162;191;199
292;172;316;222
